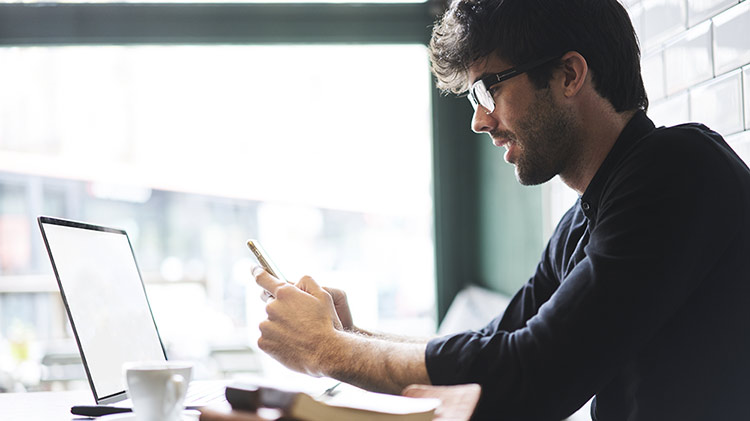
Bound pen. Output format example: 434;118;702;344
319;382;342;399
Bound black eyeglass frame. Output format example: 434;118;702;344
468;54;563;112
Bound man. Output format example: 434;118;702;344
253;0;750;419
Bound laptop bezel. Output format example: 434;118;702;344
37;215;169;405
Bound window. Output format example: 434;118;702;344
0;44;435;390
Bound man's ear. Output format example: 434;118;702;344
557;51;588;98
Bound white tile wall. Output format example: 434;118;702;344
663;21;713;94
687;0;738;26
745;66;750;130
642;0;689;49
627;2;646;44
713;1;750;75
630;0;750;139
689;70;744;135
642;52;666;100
726;130;750;165
727;129;750;144
648;91;690;127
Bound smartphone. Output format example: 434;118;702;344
246;239;287;283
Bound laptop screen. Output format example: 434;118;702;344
38;217;167;402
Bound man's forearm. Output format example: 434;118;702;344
348;326;433;344
253;271;432;392
321;330;432;394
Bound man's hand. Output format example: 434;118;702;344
252;266;431;394
322;286;354;331
252;266;342;375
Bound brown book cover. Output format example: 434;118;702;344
401;384;480;421
201;383;480;421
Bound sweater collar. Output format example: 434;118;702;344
578;110;656;220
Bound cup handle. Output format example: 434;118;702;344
164;374;186;416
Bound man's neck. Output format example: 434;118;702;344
560;107;637;195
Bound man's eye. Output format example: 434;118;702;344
488;86;500;97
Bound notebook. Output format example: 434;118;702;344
37;216;226;416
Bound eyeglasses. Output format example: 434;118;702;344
468;54;561;113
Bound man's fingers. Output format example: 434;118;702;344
297;275;329;298
260;289;273;302
322;286;354;330
322;287;346;305
252;265;286;297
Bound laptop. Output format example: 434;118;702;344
37;216;226;416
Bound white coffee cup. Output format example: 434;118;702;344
124;361;193;421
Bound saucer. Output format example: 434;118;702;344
99;409;200;420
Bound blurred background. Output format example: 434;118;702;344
0;35;436;392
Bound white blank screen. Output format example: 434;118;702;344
42;221;166;400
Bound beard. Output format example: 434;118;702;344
499;88;578;186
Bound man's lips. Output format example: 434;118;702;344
490;135;517;163
492;137;511;149
490;131;515;149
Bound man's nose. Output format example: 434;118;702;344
471;105;497;134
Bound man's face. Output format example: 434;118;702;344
468;54;578;186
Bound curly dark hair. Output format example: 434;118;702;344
429;0;648;113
